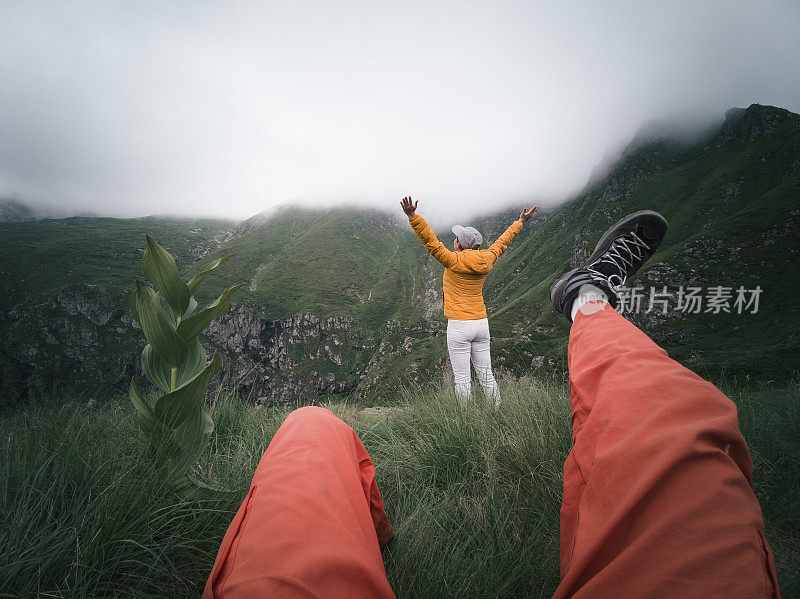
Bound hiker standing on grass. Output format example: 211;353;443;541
400;196;537;406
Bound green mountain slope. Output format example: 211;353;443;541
2;103;798;405
194;206;428;326
185;206;446;401
484;104;800;381
0;216;232;310
0;207;444;404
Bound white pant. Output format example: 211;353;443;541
446;318;500;405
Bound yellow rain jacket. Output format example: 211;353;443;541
408;214;522;320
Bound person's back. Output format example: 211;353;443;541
442;248;497;318
406;211;525;320
402;197;537;403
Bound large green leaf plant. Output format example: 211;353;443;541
129;236;240;487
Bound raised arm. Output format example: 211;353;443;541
487;206;537;263
401;196;458;268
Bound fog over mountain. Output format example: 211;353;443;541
1;1;798;226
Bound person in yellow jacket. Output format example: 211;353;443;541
401;196;537;406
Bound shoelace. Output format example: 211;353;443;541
586;232;650;290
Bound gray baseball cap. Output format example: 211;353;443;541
451;225;483;249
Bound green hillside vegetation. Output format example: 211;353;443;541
0;216;232;311
1;380;797;597
192;205;428;327
482;104;800;381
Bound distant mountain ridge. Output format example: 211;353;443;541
0;198;101;222
0;199;46;222
2;103;798;405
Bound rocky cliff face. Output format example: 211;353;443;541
716;104;800;146
204;304;440;403
1;286;139;402
207;306;358;402
1;286;440;406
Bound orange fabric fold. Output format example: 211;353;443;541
554;302;779;598
204;407;395;599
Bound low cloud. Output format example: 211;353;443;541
1;1;798;225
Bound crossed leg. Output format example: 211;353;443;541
553;302;780;598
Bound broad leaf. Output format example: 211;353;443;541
130;289;140;323
187;254;235;295
173;406;214;473
158;293;198;327
154;434;182;475
183;296;198;320
129;377;161;437
130;235;238;490
142;338;207;393
131;281;186;366
154;354;221;430
177;285;241;343
143;235;191;316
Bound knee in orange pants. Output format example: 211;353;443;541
204;406;395;599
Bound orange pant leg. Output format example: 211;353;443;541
554;303;780;599
204;406;395;599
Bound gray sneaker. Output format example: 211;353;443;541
550;210;668;321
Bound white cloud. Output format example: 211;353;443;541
0;0;798;225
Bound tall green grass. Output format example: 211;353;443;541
1;379;797;597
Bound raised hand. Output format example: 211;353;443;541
520;205;538;223
401;196;418;216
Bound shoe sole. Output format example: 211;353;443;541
550;210;668;314
585;210;667;268
550;267;579;314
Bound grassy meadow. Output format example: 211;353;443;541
1;378;797;598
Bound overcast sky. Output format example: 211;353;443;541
1;1;798;225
